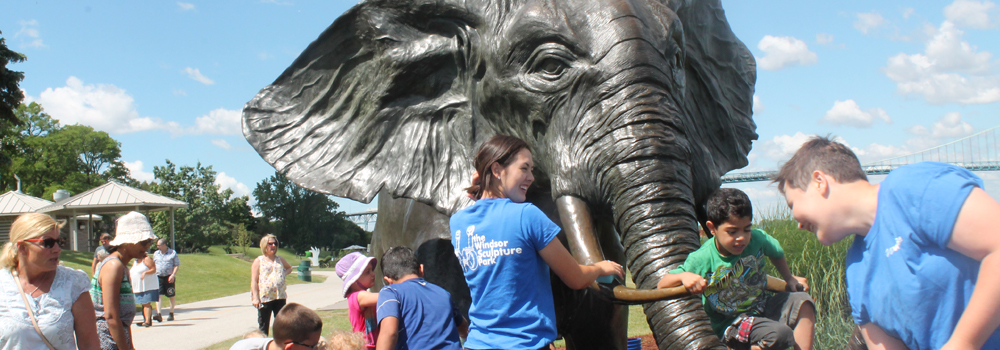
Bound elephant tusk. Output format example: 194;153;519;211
594;275;793;305
555;195;606;267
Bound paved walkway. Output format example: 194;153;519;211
132;271;345;350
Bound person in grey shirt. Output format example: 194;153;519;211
153;238;180;321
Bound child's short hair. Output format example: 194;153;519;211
773;135;868;194
381;246;420;280
324;330;365;350
272;303;323;342
706;188;753;228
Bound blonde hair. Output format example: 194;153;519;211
324;330;365;350
1;213;61;271
243;329;267;339
259;234;278;255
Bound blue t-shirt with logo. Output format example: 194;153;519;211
846;162;1000;350
376;278;462;350
449;198;561;350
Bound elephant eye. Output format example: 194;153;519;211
534;58;568;77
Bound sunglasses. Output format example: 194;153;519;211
283;340;319;349
267;242;278;246
22;237;66;249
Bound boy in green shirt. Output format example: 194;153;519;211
658;188;815;350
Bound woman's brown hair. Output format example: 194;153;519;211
464;135;530;199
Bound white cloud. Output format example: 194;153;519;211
854;12;886;34
907;124;930;136
124;160;156;183
173;89;187;96
820;99;892;128
755;133;856;163
756;35;818;71
816;33;834;44
182;67;215;85
215;172;253;204
930;112;975;138
211;139;233;150
15;20;45;48
945;0;996;29
192;108;242;135
760;132;814;160
753;95;764;113
34;76;182;134
857;143;909;163
258;52;273;60
903;8;916;19
883;21;999;104
177;2;195;11
31;77;244;136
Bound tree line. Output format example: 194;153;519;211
0;101;369;253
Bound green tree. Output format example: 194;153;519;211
253;171;367;253
0;30;26;126
1;103;132;198
147;160;253;252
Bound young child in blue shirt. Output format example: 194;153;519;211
657;188;815;350
375;246;467;350
775;136;1000;350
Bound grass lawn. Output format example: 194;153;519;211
58;245;325;305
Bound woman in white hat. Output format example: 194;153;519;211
92;211;158;350
0;213;101;350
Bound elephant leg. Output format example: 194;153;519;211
371;191;470;318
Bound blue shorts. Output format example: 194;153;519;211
135;290;160;304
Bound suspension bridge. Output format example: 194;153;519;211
344;208;378;231
345;125;1000;227
722;125;1000;184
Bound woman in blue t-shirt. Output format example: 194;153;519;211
450;135;624;350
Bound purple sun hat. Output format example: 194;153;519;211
336;252;377;297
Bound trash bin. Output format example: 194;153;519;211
297;260;312;282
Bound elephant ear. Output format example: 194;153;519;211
243;2;486;215
661;0;758;198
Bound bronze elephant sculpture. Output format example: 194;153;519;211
243;0;757;348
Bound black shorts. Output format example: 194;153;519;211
157;275;176;297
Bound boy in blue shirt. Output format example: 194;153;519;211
775;136;1000;350
658;188;815;350
376;246;467;350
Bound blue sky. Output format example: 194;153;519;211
3;0;999;216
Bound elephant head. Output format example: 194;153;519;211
243;0;756;349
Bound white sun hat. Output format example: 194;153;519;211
110;211;158;246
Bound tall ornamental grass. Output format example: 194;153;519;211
756;206;855;349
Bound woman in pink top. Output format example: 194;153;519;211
336;252;378;350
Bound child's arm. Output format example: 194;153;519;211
656;272;707;294
769;257;808;292
941;188;1000;350
355;290;379;308
375;317;399;350
859;323;909;350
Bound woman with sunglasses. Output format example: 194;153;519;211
92;211;158;350
0;213;101;350
251;234;293;336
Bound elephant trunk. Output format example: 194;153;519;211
610;158;724;350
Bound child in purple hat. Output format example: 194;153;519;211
336;252;378;350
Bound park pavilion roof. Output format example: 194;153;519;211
37;181;188;216
0;191;53;217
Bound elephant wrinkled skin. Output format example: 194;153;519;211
242;0;757;349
